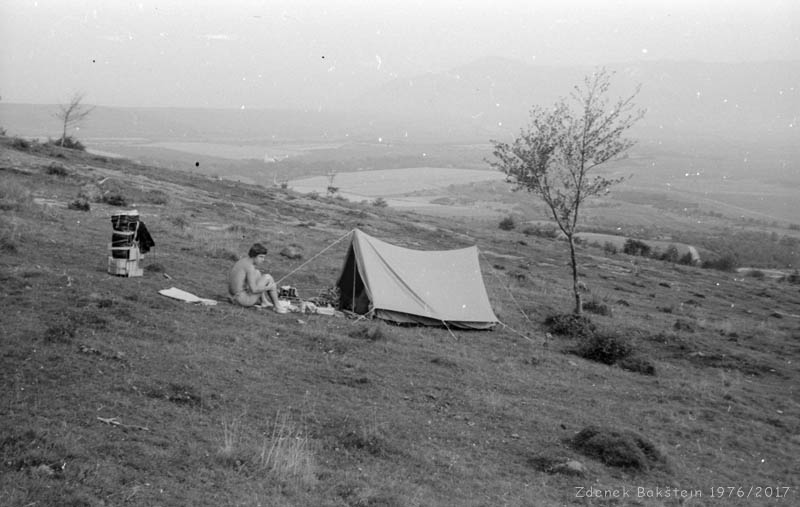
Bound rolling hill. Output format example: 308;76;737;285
1;136;798;506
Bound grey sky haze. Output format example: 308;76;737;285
1;0;798;109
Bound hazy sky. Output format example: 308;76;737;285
1;0;798;109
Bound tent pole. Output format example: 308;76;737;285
351;256;356;312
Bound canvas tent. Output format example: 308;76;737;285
336;229;498;329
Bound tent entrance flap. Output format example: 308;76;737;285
337;244;370;314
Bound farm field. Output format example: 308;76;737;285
1;137;799;506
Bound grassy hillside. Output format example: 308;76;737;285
1;138;798;506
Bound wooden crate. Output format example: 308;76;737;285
107;256;143;277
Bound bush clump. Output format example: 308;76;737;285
46;163;69;177
782;270;800;284
658;244;680;263
623;238;651;257
101;193;128;207
49;136;85;151
67;198;90;211
10;137;31;150
701;253;738;272
522;225;559;239
573;331;632;365
498;215;516;231
544;313;597;338
568;426;665;471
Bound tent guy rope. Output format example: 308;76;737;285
276;229;353;285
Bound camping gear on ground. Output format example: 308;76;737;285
278;285;299;300
108;210;155;277
335;229;498;329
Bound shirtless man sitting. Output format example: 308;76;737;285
228;243;286;313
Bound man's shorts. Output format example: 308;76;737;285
229;291;262;307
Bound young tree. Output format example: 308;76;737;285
489;68;644;314
54;92;94;147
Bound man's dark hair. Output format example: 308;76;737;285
248;243;268;257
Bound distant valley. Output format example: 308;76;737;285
1;59;797;267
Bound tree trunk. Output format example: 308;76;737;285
568;234;582;315
61;118;68;147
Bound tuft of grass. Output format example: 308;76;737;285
336;412;395;458
673;318;696;333
170;215;190;229
0;180;33;211
217;416;247;469
349;324;388;341
146;262;166;273
583;298;612;317
568;425;666;471
44;321;78;344
0;216;22;252
258;412;317;489
618;355;656;375
142;190;169;205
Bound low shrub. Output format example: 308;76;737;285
573;331;632;365
783;270;800;284
678;252;695;265
522;225;558;238
46;163;69;177
498;215;516;231
701;253;738;272
623;238;651;257
371;197;388;208
10;137;31;150
544;313;596;338
49;136;85;151
603;241;618;255
67;198;90;211
568;425;665;471
747;269;765;279
102;193;128;207
658;245;680;263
